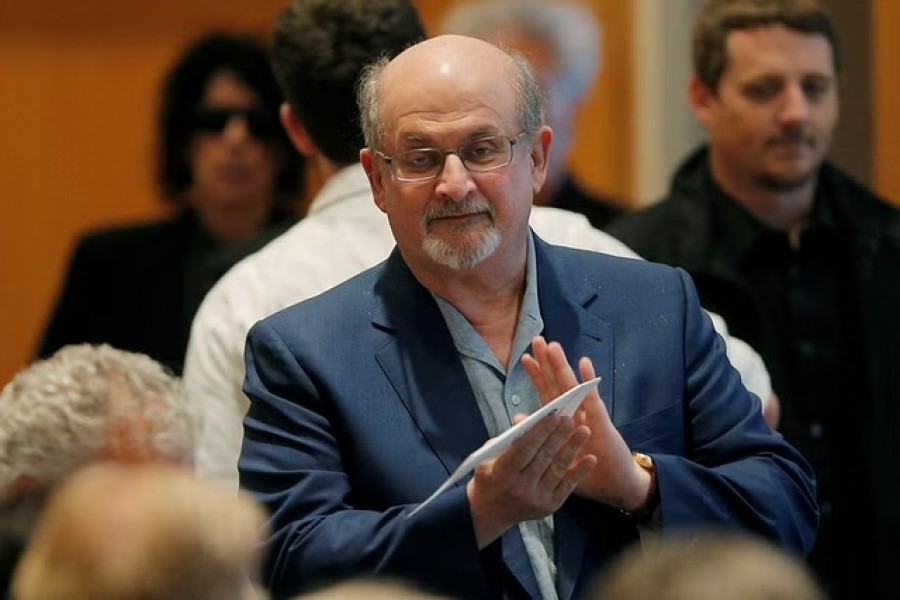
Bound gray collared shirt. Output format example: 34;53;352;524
434;234;558;600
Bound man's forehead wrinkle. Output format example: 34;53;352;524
376;34;520;152
383;93;513;139
381;34;513;90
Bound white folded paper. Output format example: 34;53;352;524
408;376;602;517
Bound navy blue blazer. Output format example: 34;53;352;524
240;234;817;599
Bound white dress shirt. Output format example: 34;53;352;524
184;163;771;488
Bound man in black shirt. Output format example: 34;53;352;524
607;1;900;598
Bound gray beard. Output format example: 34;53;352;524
423;226;502;270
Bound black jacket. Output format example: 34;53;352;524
38;211;292;374
607;147;900;600
550;174;624;229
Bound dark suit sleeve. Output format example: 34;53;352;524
37;237;106;358
654;268;818;554
240;319;491;599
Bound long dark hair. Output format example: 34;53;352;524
158;32;304;212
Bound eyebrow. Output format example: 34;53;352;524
398;127;503;148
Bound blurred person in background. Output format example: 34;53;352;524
442;0;624;228
38;32;304;374
0;344;193;599
607;0;900;596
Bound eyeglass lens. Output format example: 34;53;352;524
393;136;513;179
192;108;280;139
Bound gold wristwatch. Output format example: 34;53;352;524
621;452;659;521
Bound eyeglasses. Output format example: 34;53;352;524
191;107;281;139
375;132;529;182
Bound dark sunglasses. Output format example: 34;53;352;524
191;107;281;139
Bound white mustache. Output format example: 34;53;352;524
424;199;495;224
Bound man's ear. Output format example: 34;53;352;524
360;148;388;213
280;103;317;157
529;125;554;196
689;75;718;128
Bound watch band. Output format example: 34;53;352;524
621;452;659;521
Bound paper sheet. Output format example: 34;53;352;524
408;376;601;517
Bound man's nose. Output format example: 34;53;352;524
434;153;474;200
221;114;252;143
778;84;811;125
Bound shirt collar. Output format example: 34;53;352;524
306;163;372;216
704;162;838;266
433;232;543;370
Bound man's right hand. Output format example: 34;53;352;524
466;413;596;549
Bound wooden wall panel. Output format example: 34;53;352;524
0;0;290;383
0;0;633;385
873;0;900;206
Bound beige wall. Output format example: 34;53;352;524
0;0;635;384
1;0;896;384
0;0;290;383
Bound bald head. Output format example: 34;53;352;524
358;34;545;150
383;34;515;89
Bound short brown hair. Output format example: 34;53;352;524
693;0;839;90
271;0;425;165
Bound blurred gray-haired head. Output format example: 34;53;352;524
0;344;192;527
440;0;602;109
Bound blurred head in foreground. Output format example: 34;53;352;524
592;531;825;600
13;462;266;600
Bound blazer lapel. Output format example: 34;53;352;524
371;251;490;486
534;236;616;600
534;236;615;417
371;242;615;599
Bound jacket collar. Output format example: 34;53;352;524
667;147;900;271
368;234;613;599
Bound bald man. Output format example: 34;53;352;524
239;35;816;599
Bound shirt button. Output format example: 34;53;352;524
810;422;824;439
510;394;521;406
799;341;818;357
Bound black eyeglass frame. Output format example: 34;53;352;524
190;107;281;139
374;131;530;183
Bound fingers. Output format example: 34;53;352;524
554;453;598;504
544;340;580;390
538;424;590;489
500;413;571;472
576;356;604;418
524;337;601;415
579;355;598;382
468;411;597;541
497;413;594;495
521;339;550;400
518;416;578;477
514;416;595;504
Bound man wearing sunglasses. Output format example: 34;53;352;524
38;33;303;375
